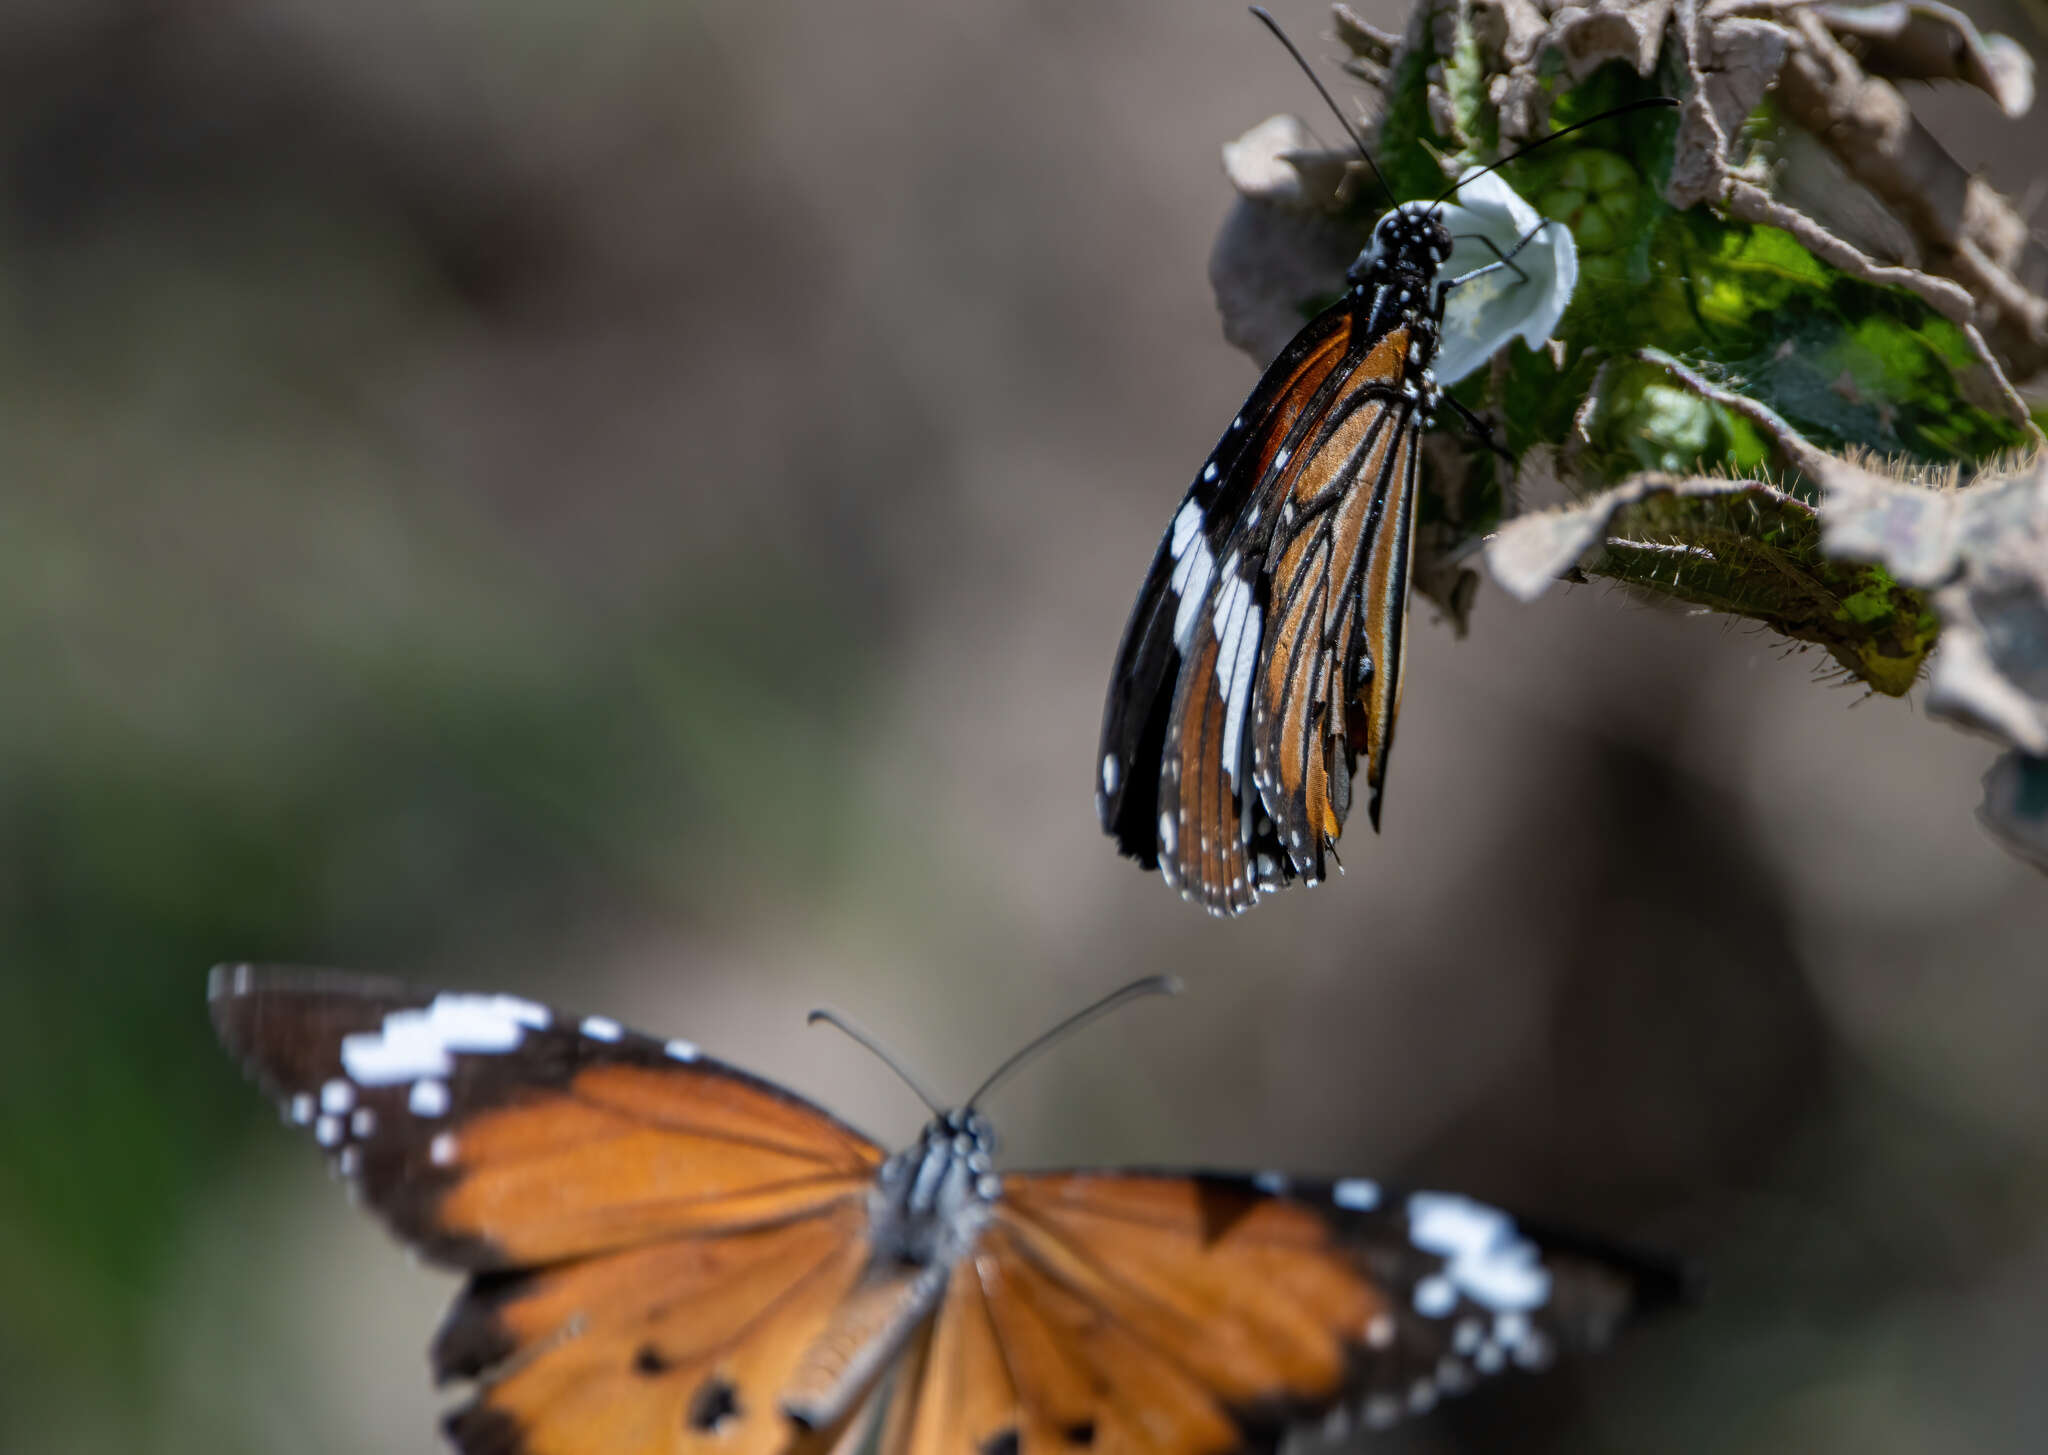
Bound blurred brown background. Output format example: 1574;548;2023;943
3;2;2047;1451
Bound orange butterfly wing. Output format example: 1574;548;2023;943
211;966;890;1455
874;1171;1678;1455
1099;305;1361;915
1252;336;1423;885
214;972;1681;1455
1100;291;1431;915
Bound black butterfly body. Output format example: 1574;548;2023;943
211;966;1683;1455
1098;203;1458;916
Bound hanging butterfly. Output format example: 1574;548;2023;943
212;964;1685;1454
1096;13;1674;914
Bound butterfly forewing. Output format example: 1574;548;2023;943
209;965;883;1268
211;966;891;1455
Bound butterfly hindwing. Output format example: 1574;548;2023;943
1252;348;1423;882
921;1170;1682;1454
438;1206;879;1455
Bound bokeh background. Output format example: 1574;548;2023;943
4;2;2047;1451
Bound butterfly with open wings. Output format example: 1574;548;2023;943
1096;25;1674;914
213;965;1683;1455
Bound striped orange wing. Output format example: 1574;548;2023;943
1098;304;1362;916
211;965;890;1455
1099;291;1430;916
875;1171;1680;1455
1250;328;1424;887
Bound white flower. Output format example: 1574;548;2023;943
1430;169;1578;387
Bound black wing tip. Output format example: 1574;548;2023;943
206;962;416;1052
1622;1243;1704;1319
444;1403;524;1455
206;962;415;1004
1530;1219;1700;1323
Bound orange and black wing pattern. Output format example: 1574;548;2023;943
1097;288;1429;916
210;965;888;1455
877;1170;1681;1455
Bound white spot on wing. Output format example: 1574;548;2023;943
665;1039;700;1062
320;1079;355;1115
409;1078;451;1118
1169;536;1215;650
1169;499;1204;558
1413;1273;1457;1318
1158;812;1177;856
1218;601;1260;792
1101;754;1119;796
1407;1192;1553;1313
1252;1170;1289;1195
340;993;550;1087
580;1015;623;1042
1333;1178;1380;1210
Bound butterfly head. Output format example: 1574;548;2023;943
1347;201;1453;294
869;1107;1002;1267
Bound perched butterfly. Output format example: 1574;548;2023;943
1096;17;1672;915
212;965;1684;1454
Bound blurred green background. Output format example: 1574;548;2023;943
4;2;2047;1451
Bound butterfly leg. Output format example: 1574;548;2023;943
1440;219;1550;294
1442;393;1515;469
1444;233;1529;286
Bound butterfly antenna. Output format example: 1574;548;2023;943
965;975;1183;1110
1428;96;1678;208
806;1009;947;1117
1248;6;1397;212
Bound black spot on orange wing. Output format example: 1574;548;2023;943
690;1376;745;1432
440;1204;876;1455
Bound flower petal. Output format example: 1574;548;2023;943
1432;173;1577;385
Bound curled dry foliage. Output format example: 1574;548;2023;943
1205;0;2048;871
